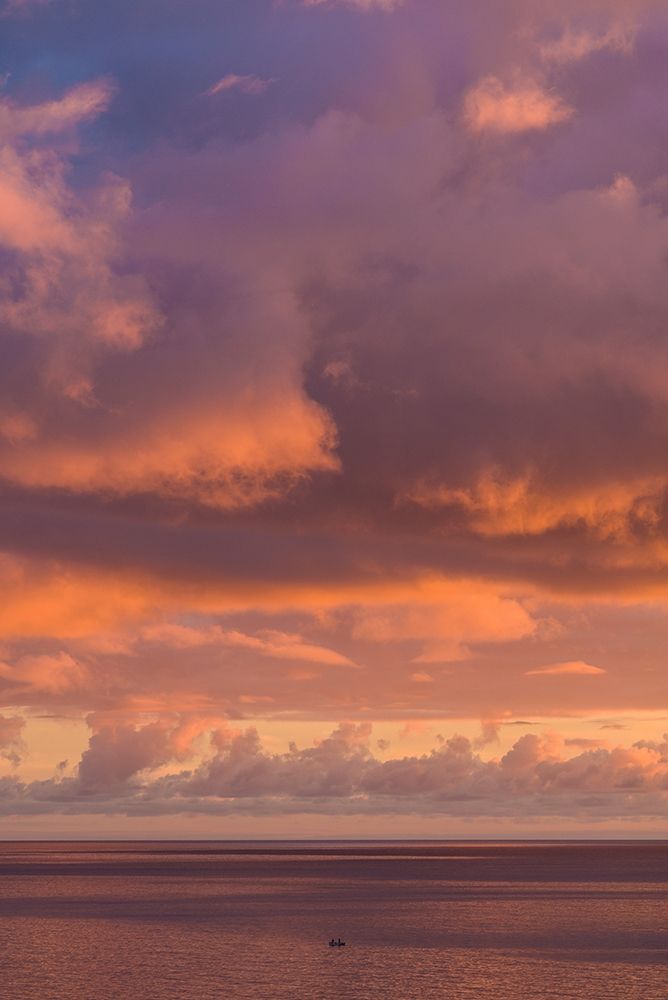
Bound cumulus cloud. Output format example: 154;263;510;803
0;78;164;535
0;81;335;510
1;722;668;821
77;721;175;792
463;76;573;133
0;81;158;367
74;714;228;792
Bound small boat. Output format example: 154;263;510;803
329;938;346;947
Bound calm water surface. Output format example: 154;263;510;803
0;841;666;999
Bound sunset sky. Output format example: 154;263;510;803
1;0;668;837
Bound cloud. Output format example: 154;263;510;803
2;722;668;821
352;582;537;662
0;652;89;696
77;721;176;792
2;0;668;826
0;554;163;640
74;713;231;793
540;23;636;64
402;470;668;540
142;622;356;666
303;0;400;9
204;74;273;97
526;661;606;677
464;76;573;133
0;391;338;508
0;79;159;408
0;78;339;508
0;79;115;137
0;714;24;764
565;737;603;748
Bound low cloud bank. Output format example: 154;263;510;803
2;721;667;821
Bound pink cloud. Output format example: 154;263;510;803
540;23;635;64
0;81;159;401
1;722;667;822
303;0;400;9
0;78;114;135
526;661;607;677
204;74;273;97
464;76;573;133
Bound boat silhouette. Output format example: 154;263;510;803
328;938;346;947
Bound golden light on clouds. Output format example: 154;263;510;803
0;0;667;835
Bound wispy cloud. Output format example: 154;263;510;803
142;623;356;667
526;661;606;677
540;23;635;64
303;0;400;9
204;74;274;97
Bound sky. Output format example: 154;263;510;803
0;0;668;838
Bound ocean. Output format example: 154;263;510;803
0;841;665;999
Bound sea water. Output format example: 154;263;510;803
0;841;665;999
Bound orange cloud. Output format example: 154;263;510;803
0;652;88;696
526;661;606;677
352;580;537;662
404;470;666;540
0;391;338;508
143;622;356;666
0;411;37;444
